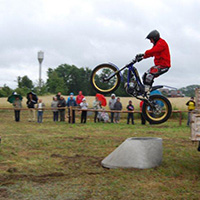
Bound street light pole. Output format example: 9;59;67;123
37;51;44;89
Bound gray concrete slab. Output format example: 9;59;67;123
101;137;163;169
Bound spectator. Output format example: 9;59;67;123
51;97;58;122
27;93;37;122
37;99;45;123
80;98;88;123
98;109;110;123
67;93;77;123
57;96;66;122
13;96;22;122
127;100;134;125
186;97;196;126
76;91;84;106
114;97;122;123
93;96;100;123
140;100;146;125
109;93;116;123
56;92;61;101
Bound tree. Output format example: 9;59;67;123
47;69;68;94
17;76;34;89
47;64;95;95
179;85;200;97
0;84;13;97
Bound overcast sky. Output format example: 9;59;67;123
1;0;200;89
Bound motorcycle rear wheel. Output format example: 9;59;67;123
142;95;172;124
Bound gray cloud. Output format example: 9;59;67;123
0;0;200;89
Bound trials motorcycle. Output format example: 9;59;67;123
90;55;172;124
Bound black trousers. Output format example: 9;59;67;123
59;110;65;121
53;111;59;121
94;111;99;122
14;110;20;122
141;113;146;125
81;111;87;123
127;113;134;124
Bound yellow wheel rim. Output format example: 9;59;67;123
145;99;168;122
92;67;119;93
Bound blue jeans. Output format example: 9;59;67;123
53;111;58;121
38;111;43;123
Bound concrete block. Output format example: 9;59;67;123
101;137;163;169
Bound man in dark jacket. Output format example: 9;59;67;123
27;93;38;122
114;97;122;123
136;30;171;92
57;96;66;121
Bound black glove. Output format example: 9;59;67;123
135;54;144;62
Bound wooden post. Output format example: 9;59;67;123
179;111;182;126
190;88;200;141
70;106;73;124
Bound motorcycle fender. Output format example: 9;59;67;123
108;62;123;82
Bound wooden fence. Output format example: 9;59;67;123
0;107;187;126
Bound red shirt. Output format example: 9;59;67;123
76;95;84;105
143;38;171;67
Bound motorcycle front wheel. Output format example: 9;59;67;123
90;64;121;94
142;95;172;124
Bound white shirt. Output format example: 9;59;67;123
80;102;88;110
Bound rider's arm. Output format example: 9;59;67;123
143;40;166;58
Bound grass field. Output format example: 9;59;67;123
0;107;199;200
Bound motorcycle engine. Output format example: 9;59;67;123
124;81;138;96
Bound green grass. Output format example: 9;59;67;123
0;110;199;200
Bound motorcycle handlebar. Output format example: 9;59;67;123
125;54;144;68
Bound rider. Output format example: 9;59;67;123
136;30;171;93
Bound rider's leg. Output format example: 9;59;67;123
142;72;154;92
142;66;169;92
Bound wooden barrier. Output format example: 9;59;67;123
70;107;186;126
0;107;187;126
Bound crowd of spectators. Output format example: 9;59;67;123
12;91;149;124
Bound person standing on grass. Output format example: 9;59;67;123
13;96;22;122
127;100;134;125
76;91;84;106
80;98;88;123
114;97;122;123
186;97;196;126
57;96;66;122
93;96;100;123
27;93;37;122
67;93;77;123
37;99;45;123
51;97;58;122
109;93;116;123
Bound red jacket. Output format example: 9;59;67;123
143;38;171;67
76;95;84;105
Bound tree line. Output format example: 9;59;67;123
0;63;199;97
